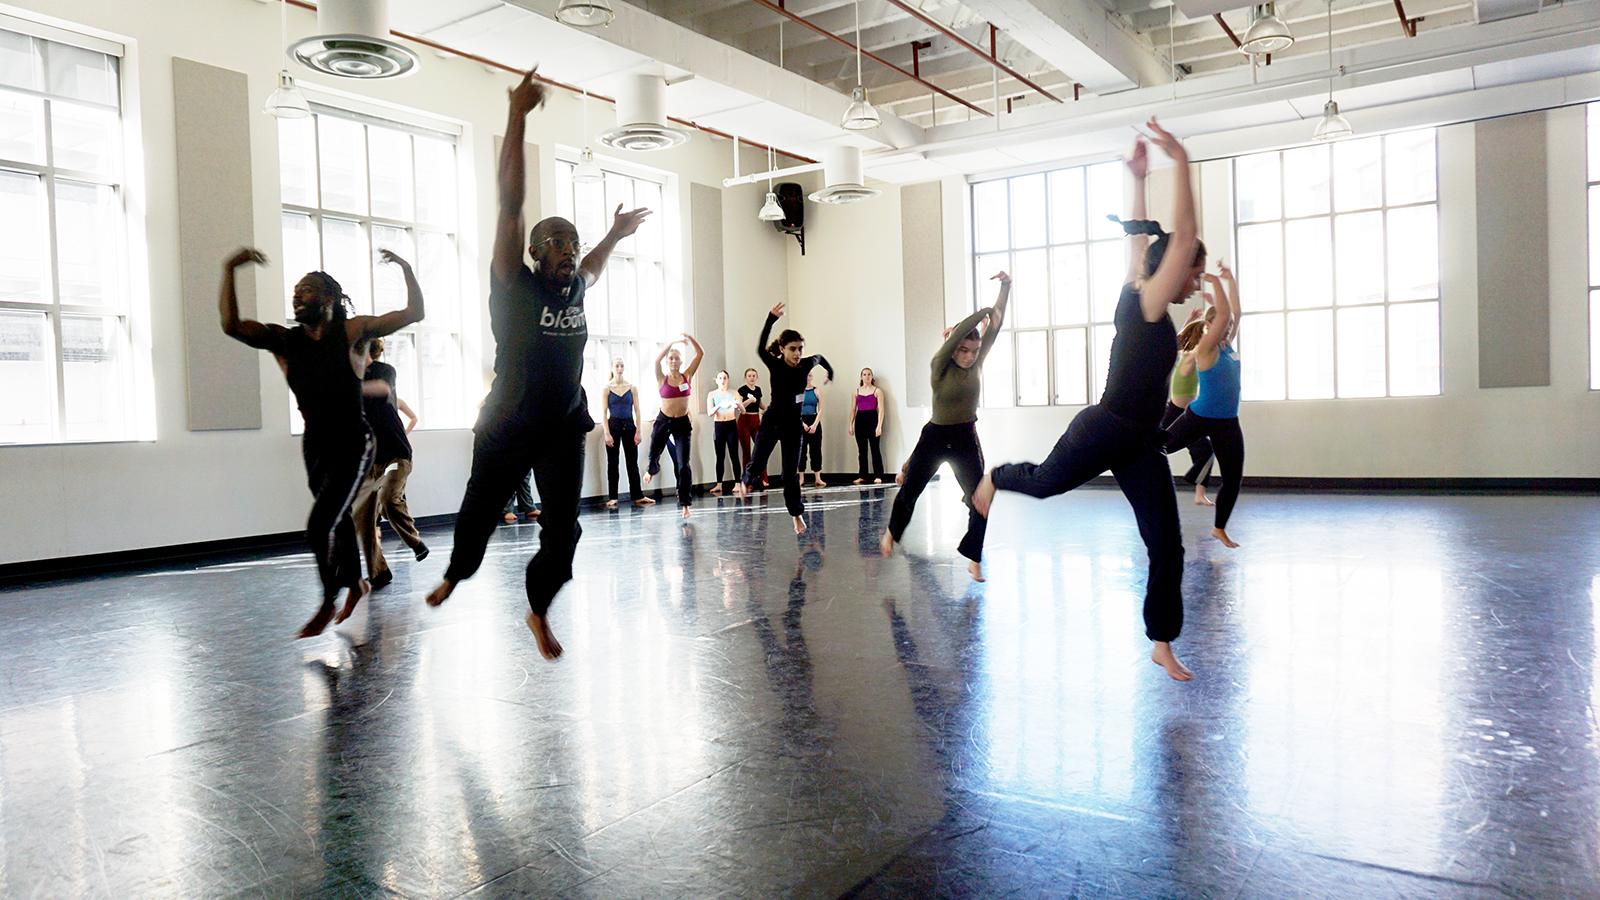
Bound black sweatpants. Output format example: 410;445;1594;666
646;412;694;508
302;429;375;603
1163;411;1245;529
606;417;642;503
744;414;804;517
713;419;741;488
991;404;1184;642
855;410;884;478
887;421;986;562
1160;401;1214;484
443;417;587;617
800;414;823;473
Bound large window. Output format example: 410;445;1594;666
0;28;133;444
970;162;1127;408
1233;131;1440;400
1588;102;1599;390
277;105;471;429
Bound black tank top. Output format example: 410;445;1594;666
1099;284;1177;428
282;324;365;436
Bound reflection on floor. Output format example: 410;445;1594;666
2;482;1598;896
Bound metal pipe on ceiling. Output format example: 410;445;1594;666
880;0;1063;103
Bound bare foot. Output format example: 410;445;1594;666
526;510;540;521
1194;487;1214;507
680;505;691;520
732;482;748;499
1212;527;1240;548
852;477;865;485
425;578;456;608
297;601;335;639
1151;642;1194;681
643;472;654;486
635;497;656;506
873;477;883;485
605;499;618;509
709;484;723;495
879;529;894;558
793;515;807;534
526;612;563;661
502;512;516;524
333;579;369;624
968;560;985;583
972;473;997;518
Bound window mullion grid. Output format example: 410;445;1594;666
1329;150;1340;400
1381;134;1392;398
41;95;65;442
1277;150;1289;397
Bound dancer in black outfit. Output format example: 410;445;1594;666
973;120;1202;682
600;356;652;509
426;69;650;660
734;302;834;533
219;246;424;638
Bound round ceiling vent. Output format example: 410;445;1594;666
808;184;880;204
806;146;880;205
289;0;418;80
597;74;689;152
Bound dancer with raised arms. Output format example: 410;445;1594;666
643;332;704;517
1164;262;1245;548
734;303;834;533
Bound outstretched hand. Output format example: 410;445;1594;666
1143;117;1187;164
378;248;412;271
1126;137;1149;179
1216;259;1235;284
508;67;546;116
610;204;652;238
991;270;1011;284
770;302;786;318
226;247;266;269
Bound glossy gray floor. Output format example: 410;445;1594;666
3;482;1598;897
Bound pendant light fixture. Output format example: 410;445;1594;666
264;0;310;118
758;145;785;221
573;90;603;183
1312;0;1353;141
1240;3;1294;56
840;0;880;130
556;0;615;28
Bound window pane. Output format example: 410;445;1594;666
322;217;371;314
555;162;574;223
1048;168;1085;244
1334;211;1384;305
983;331;1014;408
50;101;120;176
317;115;368;214
1285;309;1333;399
371;224;415;315
1284;217;1332;309
418;330;465;428
0;171;50;303
1050;244;1088;325
1011;248;1047;328
367;126;415;221
0;31;41;91
1384;130;1436;206
1052;327;1087;405
0;89;45;164
1333;137;1383;212
277;115;317;207
1235;152;1281;222
574;174;604;247
414;135;457;228
584;260;609;341
1237;222;1284;312
973;179;1007;253
976;252;1008;312
1590;187;1600;288
635;180;664;261
46;43;117;106
1016;331;1047;405
1010;174;1046;249
637;261;663;339
416;231;459;331
1240;312;1285;401
0;309;53;442
55;181;122;308
1086;162;1123;239
1088;240;1124;323
1282;144;1330;218
384;331;420;423
60;314;126;440
608;254;637;338
1386;206;1437;301
1336;305;1386;397
1090;322;1115;400
604;172;635;255
280;212;320;315
1388;301;1439;396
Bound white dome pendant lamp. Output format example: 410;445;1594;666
758;145;785;221
840;0;880;130
1240;3;1294;56
573;90;603;183
264;0;310;118
556;0;615;28
1312;1;1353;141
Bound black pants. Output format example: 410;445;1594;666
646;412;694;508
744;413;804;517
302;429;375;603
444;417;586;617
503;470;537;516
1160;401;1214;483
713;419;741;488
888;421;986;562
1164;411;1245;529
800;414;822;473
992;404;1184;642
854;410;885;478
606;417;642;502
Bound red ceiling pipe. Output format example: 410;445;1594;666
883;0;1061;102
1391;0;1420;36
1213;13;1242;48
911;39;931;78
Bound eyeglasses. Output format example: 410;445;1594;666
536;237;585;253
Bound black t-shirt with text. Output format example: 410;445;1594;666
478;264;589;432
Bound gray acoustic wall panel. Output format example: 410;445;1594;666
690;183;727;380
173;58;260;430
1476;112;1550;388
901;181;944;408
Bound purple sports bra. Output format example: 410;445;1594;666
855;391;878;411
659;377;691;399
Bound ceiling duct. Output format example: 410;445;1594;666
807;146;880;205
290;0;419;79
598;74;689;152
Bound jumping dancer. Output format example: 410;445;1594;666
219;247;424;637
1164;262;1244;548
707;370;742;495
600;356;651;509
353;337;428;591
800;373;825;487
848;367;887;484
973;122;1201;681
426;68;649;660
736;368;767;488
644;332;703;517
881;272;1011;582
734;303;834;533
1161;306;1217;506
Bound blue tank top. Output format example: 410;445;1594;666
1188;346;1240;418
607;387;633;419
801;388;818;416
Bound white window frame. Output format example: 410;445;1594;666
1587;101;1599;391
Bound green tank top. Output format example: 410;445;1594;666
1168;358;1198;401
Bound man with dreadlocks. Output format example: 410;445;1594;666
219;247;425;638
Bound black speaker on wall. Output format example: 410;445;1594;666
773;182;805;255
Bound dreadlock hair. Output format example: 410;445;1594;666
1108;215;1206;283
303;271;354;320
768;328;803;359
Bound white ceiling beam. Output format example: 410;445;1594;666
958;0;1172;93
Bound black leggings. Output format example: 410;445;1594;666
887;421;986;562
991;404;1184;642
801;415;822;472
646;412;694;508
713;419;741;487
744;414;804;517
302;429;375;602
606;417;642;502
443;418;586;617
855;410;884;477
1160;401;1214;484
1163;411;1245;529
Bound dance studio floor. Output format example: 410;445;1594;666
2;482;1598;897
